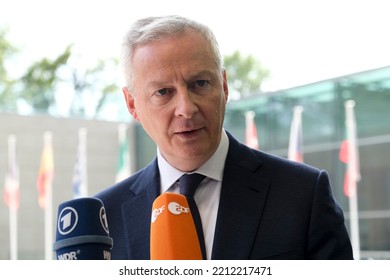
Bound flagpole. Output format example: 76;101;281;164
345;100;361;260
80;128;88;196
43;131;53;260
349;188;360;259
9;204;17;260
72;127;88;198
7;135;18;260
115;124;131;183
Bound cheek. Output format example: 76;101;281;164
133;98;154;121
141;109;168;131
214;96;226;116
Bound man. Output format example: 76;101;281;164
96;15;353;259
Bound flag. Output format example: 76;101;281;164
37;132;54;209
288;106;304;163
340;100;361;259
245;111;259;149
72;128;87;198
4;135;19;260
115;124;131;183
339;100;361;197
4;135;19;210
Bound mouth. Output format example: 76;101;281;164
175;127;203;137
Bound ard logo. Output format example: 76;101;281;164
100;207;109;234
58;207;78;235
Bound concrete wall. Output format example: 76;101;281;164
0;113;135;259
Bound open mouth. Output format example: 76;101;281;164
176;127;203;137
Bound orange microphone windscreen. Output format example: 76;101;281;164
150;192;202;260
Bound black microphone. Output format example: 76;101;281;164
53;197;113;260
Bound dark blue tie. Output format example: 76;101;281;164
179;173;207;260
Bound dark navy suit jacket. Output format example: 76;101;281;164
95;132;353;259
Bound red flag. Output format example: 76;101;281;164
288;106;304;163
245;111;259;149
339;101;360;197
37;132;54;208
4;135;19;210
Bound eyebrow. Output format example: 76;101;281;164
187;70;218;81
143;70;219;92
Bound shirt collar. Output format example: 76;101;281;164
157;129;229;193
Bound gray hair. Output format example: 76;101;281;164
121;15;223;91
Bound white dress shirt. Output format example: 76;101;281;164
157;130;229;260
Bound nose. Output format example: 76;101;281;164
174;88;199;118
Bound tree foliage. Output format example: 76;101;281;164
0;28;119;118
21;45;72;113
0;27;18;111
66;56;119;118
2;36;267;114
224;50;270;99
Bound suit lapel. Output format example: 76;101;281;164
121;160;160;259
212;134;270;259
119;134;270;259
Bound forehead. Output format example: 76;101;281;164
133;30;211;60
131;31;219;84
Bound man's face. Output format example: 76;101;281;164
123;30;229;171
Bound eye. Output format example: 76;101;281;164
154;87;174;96
190;80;210;91
195;80;208;87
156;88;169;96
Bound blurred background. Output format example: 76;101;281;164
1;0;389;259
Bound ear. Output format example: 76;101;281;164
222;69;229;102
122;87;140;121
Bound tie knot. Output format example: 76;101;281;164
179;173;205;197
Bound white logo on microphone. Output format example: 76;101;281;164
99;206;109;234
168;202;190;215
58;207;78;235
151;205;165;223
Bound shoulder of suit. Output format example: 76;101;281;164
226;130;321;176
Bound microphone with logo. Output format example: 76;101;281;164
150;192;203;259
53;197;113;260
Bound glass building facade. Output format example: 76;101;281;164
135;66;390;259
